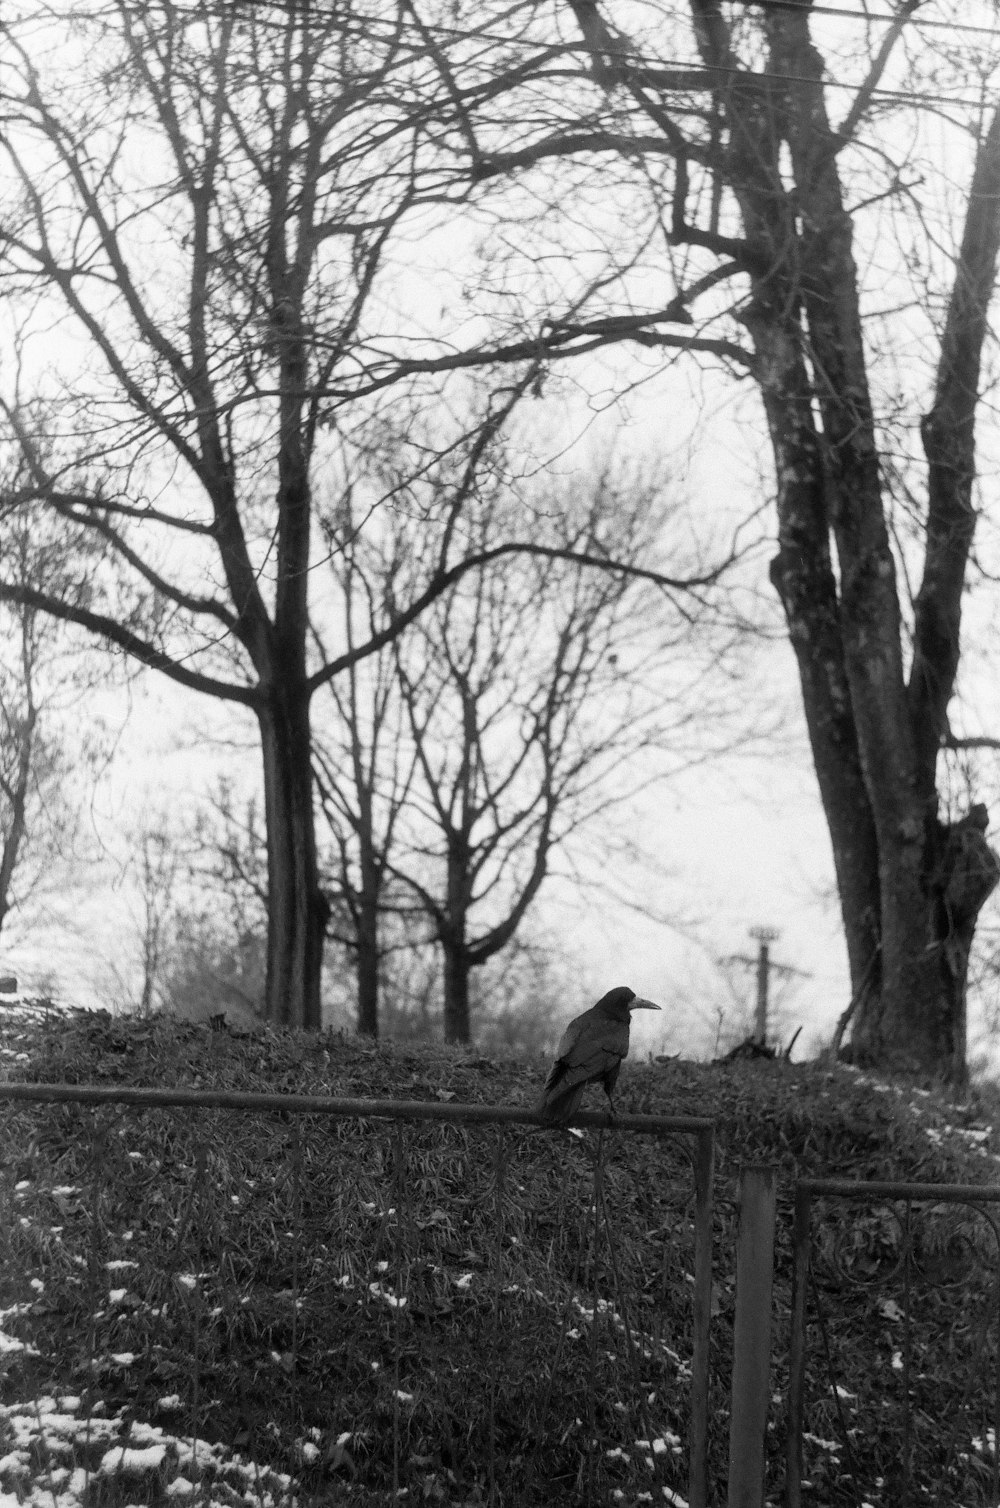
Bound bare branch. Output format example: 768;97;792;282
317;318;754;402
944;733;1000;753
0;581;258;707
834;0;921;151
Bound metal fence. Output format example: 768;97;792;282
787;1177;1000;1508
0;1083;715;1508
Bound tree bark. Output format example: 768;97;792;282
355;887;381;1038
259;683;329;1031
848;104;1000;1076
442;938;471;1045
716;16;888;1037
699;7;1000;1076
771;16;946;1067
0;709;34;941
747;304;883;1004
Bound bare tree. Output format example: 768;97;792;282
469;927;586;1057
0;1;466;1029
0;1;537;1031
388;0;1000;1078
312;501;423;1038
133;819;182;1017
311;445;747;1042
132;784;268;1024
386;463;729;1043
1;1;730;1032
0;497;107;940
169;781;270;1023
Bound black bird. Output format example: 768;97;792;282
536;985;661;1125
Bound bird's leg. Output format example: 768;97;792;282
604;1088;617;1122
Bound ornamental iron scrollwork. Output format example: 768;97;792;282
787;1181;1000;1508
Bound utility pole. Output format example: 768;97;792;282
750;925;780;1047
720;926;810;1051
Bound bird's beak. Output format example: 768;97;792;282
630;997;661;1012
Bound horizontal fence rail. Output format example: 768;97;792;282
0;1083;715;1508
787;1177;1000;1508
0;1080;711;1133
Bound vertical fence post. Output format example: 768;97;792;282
689;1125;715;1508
785;1184;811;1508
727;1165;777;1508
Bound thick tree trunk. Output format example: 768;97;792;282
573;0;1000;1078
747;305;883;1002
747;15;1000;1078
770;16;945;1068
850;811;999;1080
847;104;1000;1074
710;17;890;1026
259;684;330;1030
442;941;471;1044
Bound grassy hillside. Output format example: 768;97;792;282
2;1002;1000;1506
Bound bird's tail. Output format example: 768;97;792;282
535;1084;584;1127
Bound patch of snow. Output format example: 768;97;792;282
368;1282;406;1309
98;1443;168;1476
0;1331;38;1356
803;1432;841;1454
0;1397;298;1508
166;1475;197;1497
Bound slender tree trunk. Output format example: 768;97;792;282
438;823;473;1042
351;778;384;1036
355;889;380;1038
258;682;329;1030
0;709;34;941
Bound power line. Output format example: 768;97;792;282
265;0;1000;44
632;55;997;111
115;0;1000;41
728;0;1000;38
25;0;999;113
217;4;1000;112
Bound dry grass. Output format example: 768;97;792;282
3;1003;1000;1505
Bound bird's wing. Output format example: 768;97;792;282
544;1018;629;1094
